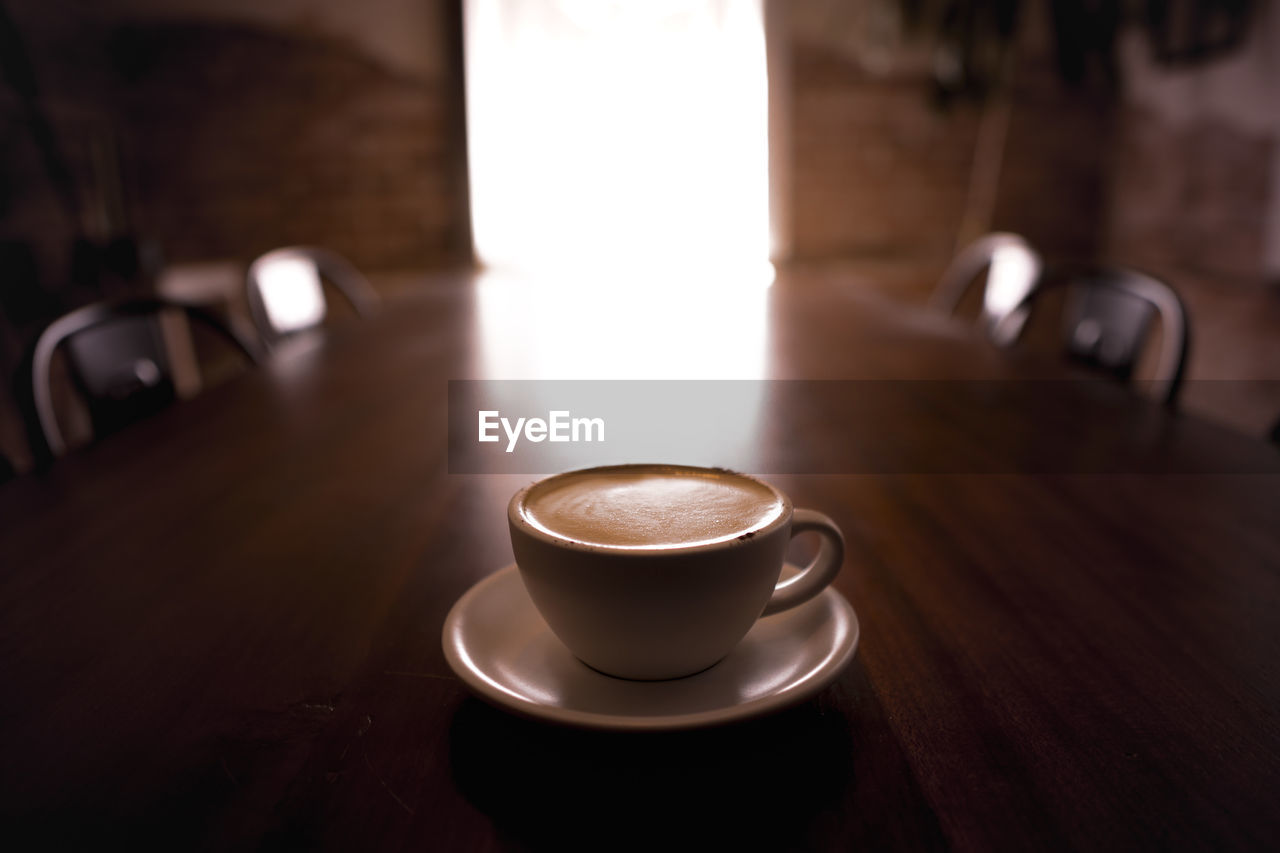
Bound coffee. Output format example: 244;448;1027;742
509;464;844;679
520;465;784;549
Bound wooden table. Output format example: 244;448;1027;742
3;272;1279;850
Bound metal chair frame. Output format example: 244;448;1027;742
931;232;1044;346
32;296;262;457
998;264;1190;406
245;247;378;348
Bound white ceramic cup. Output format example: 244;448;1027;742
508;464;845;680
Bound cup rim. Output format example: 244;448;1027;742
508;463;793;555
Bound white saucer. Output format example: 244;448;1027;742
441;564;859;731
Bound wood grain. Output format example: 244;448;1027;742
1;272;1277;850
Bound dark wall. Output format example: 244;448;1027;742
0;0;469;288
0;0;471;470
111;19;469;271
784;0;1114;295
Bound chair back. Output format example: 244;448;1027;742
31;297;261;457
1001;265;1189;406
932;232;1043;346
64;313;172;399
246;247;378;346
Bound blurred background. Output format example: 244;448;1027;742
1;0;1278;471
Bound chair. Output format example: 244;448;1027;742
931;232;1043;347
31;296;262;458
245;247;378;347
998;264;1190;406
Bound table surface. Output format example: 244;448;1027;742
2;272;1279;851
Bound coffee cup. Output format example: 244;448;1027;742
508;463;844;680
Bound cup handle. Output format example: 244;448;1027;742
761;509;845;617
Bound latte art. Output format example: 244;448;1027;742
521;466;785;549
508;463;843;680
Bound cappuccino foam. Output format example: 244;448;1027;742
521;467;784;549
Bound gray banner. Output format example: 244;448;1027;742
447;380;1280;474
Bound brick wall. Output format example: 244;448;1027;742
788;45;981;268
0;2;469;281
1105;107;1272;282
111;20;468;272
784;1;1113;301
990;62;1114;262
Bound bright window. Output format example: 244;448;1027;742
464;0;772;287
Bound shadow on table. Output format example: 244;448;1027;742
449;695;855;851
